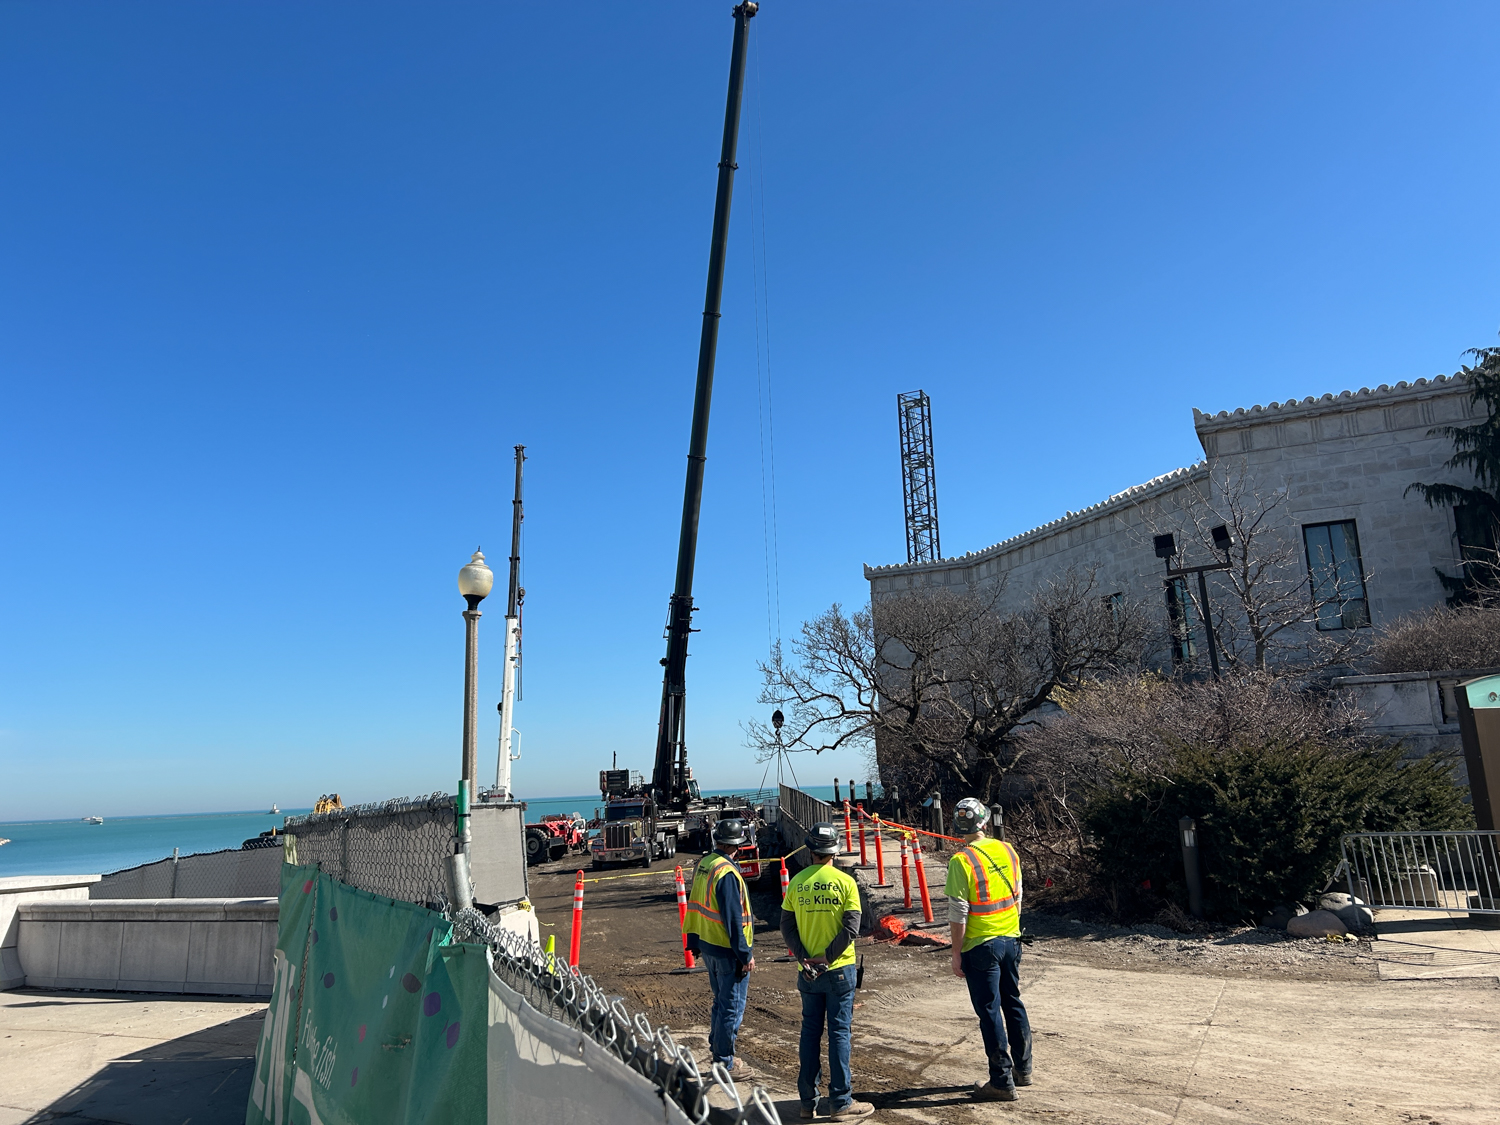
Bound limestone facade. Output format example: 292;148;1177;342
864;374;1481;659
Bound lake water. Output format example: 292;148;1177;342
0;783;871;878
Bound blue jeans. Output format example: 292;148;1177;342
796;963;857;1111
960;936;1032;1087
703;951;750;1069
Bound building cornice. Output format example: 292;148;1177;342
864;462;1207;579
1192;373;1468;436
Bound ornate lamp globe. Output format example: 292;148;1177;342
458;548;494;609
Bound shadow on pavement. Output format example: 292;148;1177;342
21;1009;263;1125
869;1084;977;1110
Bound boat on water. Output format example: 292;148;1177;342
82;816;103;825
0;838;10;847
269;803;280;815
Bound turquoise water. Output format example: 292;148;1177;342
0;809;307;877
0;783;871;877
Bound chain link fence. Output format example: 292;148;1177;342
285;792;458;910
464;908;781;1125
93;842;284;899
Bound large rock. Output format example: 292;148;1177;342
1286;909;1348;938
1259;903;1308;931
1319;893;1373;931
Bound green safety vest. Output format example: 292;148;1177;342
944;837;1022;951
682;852;754;951
782;861;860;970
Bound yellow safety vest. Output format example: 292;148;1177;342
945;837;1022;951
682;852;754;951
782;860;860;970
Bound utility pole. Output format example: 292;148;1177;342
495;446;525;800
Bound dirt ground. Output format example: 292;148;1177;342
527;851;1499;1125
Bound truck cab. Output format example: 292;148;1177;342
589;774;679;868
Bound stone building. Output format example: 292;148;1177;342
864;373;1484;669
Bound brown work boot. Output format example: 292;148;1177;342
728;1058;759;1080
827;1100;875;1119
973;1081;1018;1102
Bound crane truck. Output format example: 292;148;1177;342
590;3;766;871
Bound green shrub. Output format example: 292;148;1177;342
1083;739;1471;923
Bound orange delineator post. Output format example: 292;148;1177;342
843;800;853;853
856;803;868;865
900;835;912;907
873;816;887;885
569;870;585;968
674;865;695;970
912;836;935;923
779;857;790;900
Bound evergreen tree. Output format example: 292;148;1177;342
1407;342;1500;604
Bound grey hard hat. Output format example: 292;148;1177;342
952;797;991;835
713;819;749;847
805;822;841;856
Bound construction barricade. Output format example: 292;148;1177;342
248;863;780;1125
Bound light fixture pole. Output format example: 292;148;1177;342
1155;528;1233;680
453;548;493;911
458;549;494;786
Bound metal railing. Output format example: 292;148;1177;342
778;784;833;846
1340;831;1500;914
460;909;782;1125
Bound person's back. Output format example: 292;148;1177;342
944;798;1031;1102
682;820;756;1077
780;823;873;1121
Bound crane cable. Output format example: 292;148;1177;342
747;20;796;795
748;17;782;659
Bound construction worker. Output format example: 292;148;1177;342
780;823;874;1121
946;797;1031;1102
682;819;756;1077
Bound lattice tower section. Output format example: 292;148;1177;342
898;390;941;564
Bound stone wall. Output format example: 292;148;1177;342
0;875;100;990
17;897;278;997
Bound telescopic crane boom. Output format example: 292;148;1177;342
650;2;757;811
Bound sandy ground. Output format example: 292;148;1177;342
529;850;1500;1125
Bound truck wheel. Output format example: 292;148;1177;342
665;836;676;859
525;830;548;865
549;842;568;862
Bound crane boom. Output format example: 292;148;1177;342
651;2;758;808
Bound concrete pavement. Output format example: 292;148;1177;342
0;989;263;1125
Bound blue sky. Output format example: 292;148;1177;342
3;2;1499;819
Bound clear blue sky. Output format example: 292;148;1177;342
4;2;1499;820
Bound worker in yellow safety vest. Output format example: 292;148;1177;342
945;797;1032;1102
780;822;873;1121
682;819;756;1077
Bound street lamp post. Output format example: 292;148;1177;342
453;548;494;911
1155;528;1233;679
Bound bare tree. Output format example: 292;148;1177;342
1150;462;1368;673
747;566;1150;803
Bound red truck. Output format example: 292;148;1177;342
524;813;588;865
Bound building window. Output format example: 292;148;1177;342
1164;577;1195;665
1302;520;1370;630
1455;503;1499;588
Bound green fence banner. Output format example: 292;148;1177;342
247;863;487;1125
